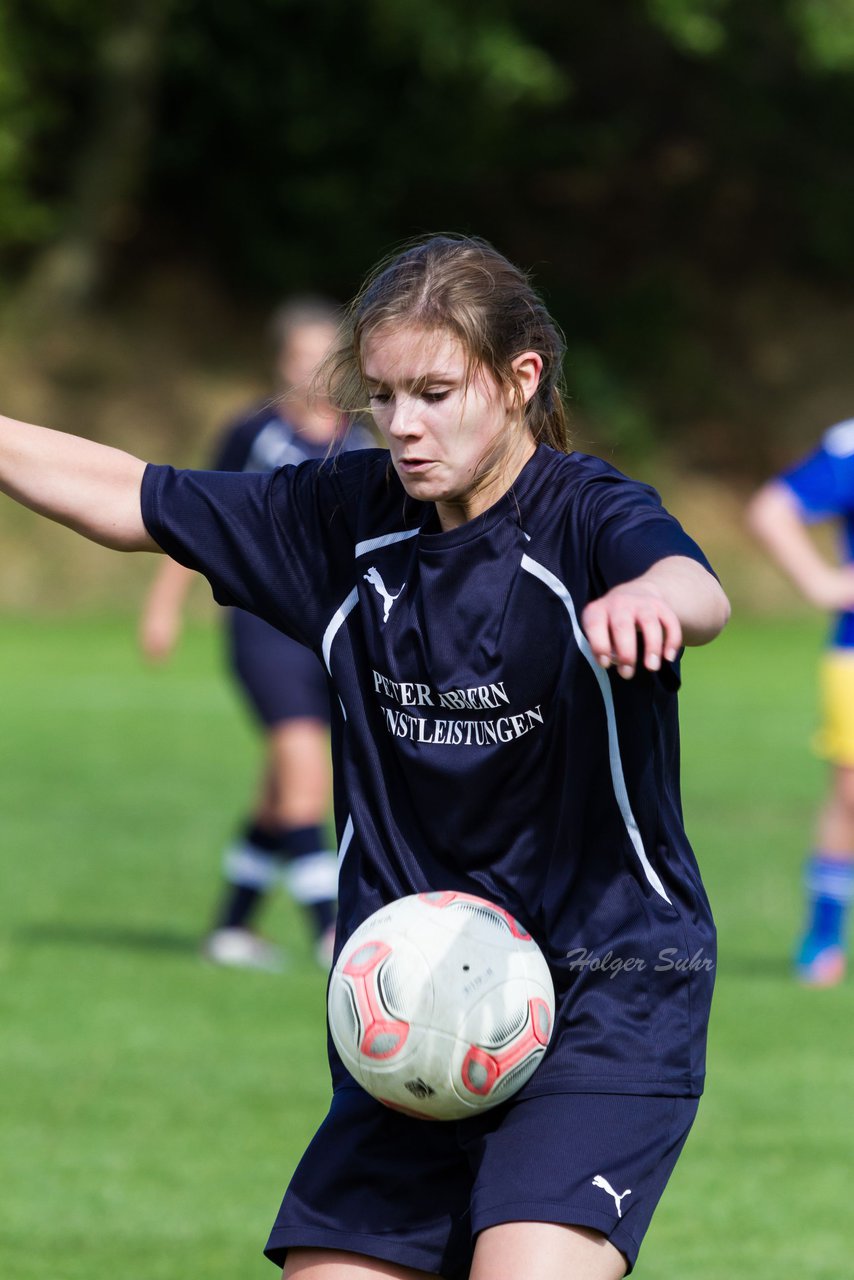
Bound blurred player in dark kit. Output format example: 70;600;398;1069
140;298;371;970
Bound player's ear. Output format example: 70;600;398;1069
509;351;543;408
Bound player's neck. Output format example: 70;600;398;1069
435;434;537;532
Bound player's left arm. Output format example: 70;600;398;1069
581;555;730;680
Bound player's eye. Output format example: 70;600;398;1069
422;390;450;403
369;392;391;406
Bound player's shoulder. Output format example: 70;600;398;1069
211;401;281;469
820;418;854;459
539;446;644;484
535;447;661;512
221;400;281;441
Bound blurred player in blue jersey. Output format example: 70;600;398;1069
140;298;372;971
0;235;729;1280
748;420;854;987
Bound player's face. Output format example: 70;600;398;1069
362;325;541;530
278;322;337;393
278;321;338;439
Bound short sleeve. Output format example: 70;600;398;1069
140;457;357;649
779;422;854;522
583;473;715;590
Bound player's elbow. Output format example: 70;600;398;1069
707;579;731;638
683;576;731;647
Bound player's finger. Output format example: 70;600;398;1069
638;612;666;671
581;601;616;669
660;614;681;665
638;605;683;672
606;608;639;679
660;610;683;665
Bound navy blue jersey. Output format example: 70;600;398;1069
210;400;374;473
206;401;373;724
778;418;854;649
142;445;716;1097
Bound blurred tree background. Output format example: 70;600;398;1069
2;0;854;606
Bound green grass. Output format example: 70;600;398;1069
1;613;853;1277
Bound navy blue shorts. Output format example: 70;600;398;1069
264;1084;699;1277
227;609;330;728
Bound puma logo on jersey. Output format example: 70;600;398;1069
364;566;405;623
591;1175;632;1218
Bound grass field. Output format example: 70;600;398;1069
1;613;853;1278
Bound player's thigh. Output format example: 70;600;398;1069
267;718;331;821
269;718;330;787
471;1221;625;1280
283;1249;438;1279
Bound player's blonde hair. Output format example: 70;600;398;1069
324;235;570;453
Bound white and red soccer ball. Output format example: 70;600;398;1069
327;891;555;1120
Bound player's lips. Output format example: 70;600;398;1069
396;457;435;473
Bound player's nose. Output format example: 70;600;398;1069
387;395;422;439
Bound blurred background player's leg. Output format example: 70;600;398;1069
796;652;854;986
206;716;336;971
796;765;854;987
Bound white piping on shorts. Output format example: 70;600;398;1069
355;528;420;559
520;553;671;904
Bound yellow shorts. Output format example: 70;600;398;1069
814;650;854;766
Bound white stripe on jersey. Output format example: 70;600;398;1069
321;587;360;719
520;553;671;904
355;528;420;559
337;814;355;869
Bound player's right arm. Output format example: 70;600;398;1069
0;413;156;551
746;480;854;611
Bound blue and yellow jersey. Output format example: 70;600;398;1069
779;419;854;649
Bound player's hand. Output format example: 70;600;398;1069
138;606;181;663
581;581;683;679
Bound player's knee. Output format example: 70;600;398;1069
832;766;854;820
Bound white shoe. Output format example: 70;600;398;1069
203;927;285;973
315;924;337;969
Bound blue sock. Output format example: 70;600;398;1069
799;854;854;957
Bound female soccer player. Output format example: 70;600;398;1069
0;235;729;1279
748;422;854;987
140;297;372;970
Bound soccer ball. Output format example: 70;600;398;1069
327;891;555;1120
